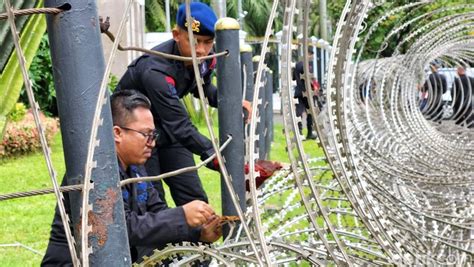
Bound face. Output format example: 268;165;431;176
173;27;214;61
114;107;155;168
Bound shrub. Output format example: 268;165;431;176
7;102;27;122
0;109;59;158
21;34;57;117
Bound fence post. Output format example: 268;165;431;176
240;44;254;102
265;69;274;157
44;1;130;265
252;56;266;159
215;18;246;236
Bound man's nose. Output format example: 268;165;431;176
146;139;156;147
195;42;205;55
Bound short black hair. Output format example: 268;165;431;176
110;90;151;126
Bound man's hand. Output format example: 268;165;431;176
242;100;252;123
182;200;215;227
200;216;222;243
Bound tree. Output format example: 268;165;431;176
0;0;47;140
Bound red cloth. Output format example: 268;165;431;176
245;160;283;191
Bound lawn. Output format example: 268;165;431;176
0;121;323;266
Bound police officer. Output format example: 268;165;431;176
293;47;319;140
451;66;474;126
422;61;447;122
116;3;244;206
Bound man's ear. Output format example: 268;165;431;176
172;28;181;42
113;126;122;143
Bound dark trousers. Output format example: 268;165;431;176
295;97;313;134
41;207;73;267
146;143;208;206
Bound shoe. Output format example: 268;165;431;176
306;132;317;140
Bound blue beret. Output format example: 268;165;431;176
176;2;217;37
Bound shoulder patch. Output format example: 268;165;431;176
165;75;178;98
165;76;176;87
209;57;217;70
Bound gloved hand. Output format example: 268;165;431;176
245;160;283;191
202;148;220;171
206;157;220;171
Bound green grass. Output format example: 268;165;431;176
0;122;325;265
0;133;65;266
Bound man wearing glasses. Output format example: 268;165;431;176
42;90;221;265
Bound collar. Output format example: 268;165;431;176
171;41;193;81
117;162;142;180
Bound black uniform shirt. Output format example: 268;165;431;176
292;60;315;98
452;74;474;116
116;39;218;161
121;165;201;262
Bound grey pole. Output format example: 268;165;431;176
240;44;254;102
215;18;246;231
45;1;130;265
319;0;328;41
264;69;274;158
253;56;266;160
237;0;243;23
165;0;171;32
316;44;323;86
311;37;318;82
322;46;326;84
211;0;227;19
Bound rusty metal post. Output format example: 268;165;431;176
215;18;246;236
44;0;130;265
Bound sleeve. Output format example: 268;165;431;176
292;64;298;81
192;60;218;108
192;74;218;108
124;186;201;247
202;78;218;108
140;68;214;159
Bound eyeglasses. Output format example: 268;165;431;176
118;126;159;144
